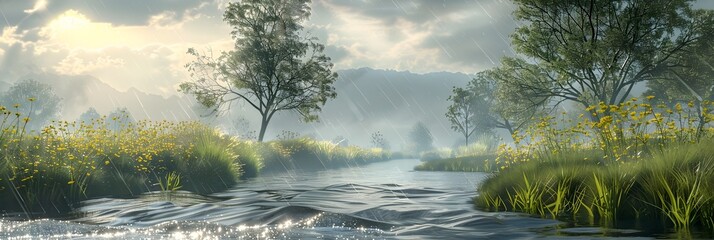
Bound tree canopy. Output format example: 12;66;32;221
493;0;714;113
446;85;480;146
180;0;338;141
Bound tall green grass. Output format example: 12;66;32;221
476;141;714;232
0;107;248;215
415;135;502;172
259;137;392;172
1;99;398;216
414;154;497;172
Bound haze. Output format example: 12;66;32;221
1;0;713;149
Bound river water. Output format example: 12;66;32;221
1;159;657;239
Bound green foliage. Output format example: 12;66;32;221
179;134;239;194
232;140;263;179
0;97;398;216
180;0;338;141
507;173;548;216
446;85;481;145
492;0;713;113
645;11;714;138
157;172;182;192
0;105;244;215
476;139;714;232
416;136;501;172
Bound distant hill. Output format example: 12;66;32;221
6;72;203;122
4;68;474;149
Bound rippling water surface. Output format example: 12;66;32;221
1;159;657;239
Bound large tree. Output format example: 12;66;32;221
1;79;61;131
645;13;714;136
493;0;713;114
180;0;338;141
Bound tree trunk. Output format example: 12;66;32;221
464;117;470;146
258;115;269;142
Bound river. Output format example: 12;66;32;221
1;159;658;239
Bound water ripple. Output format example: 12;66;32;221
0;159;653;239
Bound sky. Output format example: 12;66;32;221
0;0;525;96
1;0;713;95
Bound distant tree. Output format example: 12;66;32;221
409;122;433;153
0;79;61;131
107;107;134;131
370;131;390;150
446;86;479;146
180;0;338;142
493;0;714;116
447;72;543;143
78;107;101;125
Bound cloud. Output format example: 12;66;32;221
0;1;233;96
51;46;188;95
24;0;48;14
1;0;208;30
307;0;518;73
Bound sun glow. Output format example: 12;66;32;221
48;10;91;31
37;9;120;49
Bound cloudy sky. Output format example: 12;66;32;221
2;0;713;96
0;0;526;96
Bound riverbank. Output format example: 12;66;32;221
476;142;714;235
0;110;394;216
414;154;496;172
3;159;545;239
473;100;714;236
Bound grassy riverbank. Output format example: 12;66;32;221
0;103;392;216
474;99;714;235
414;154;496;172
414;136;499;172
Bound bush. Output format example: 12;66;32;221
232;140;262;179
179;135;239;194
